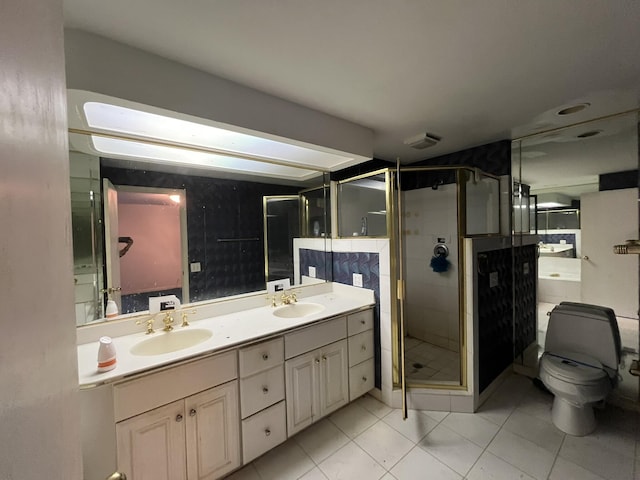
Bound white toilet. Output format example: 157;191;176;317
539;302;621;436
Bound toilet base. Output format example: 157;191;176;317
551;396;596;436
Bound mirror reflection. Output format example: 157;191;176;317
512;112;639;403
70;133;331;326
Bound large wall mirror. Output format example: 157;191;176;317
512;111;639;403
69;93;338;327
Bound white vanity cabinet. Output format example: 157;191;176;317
346;309;375;401
114;351;240;480
284;317;350;436
238;337;287;463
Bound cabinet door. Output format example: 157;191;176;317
319;339;349;417
116;400;187;480
285;350;318;436
185;381;240;480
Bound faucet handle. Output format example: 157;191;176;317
266;295;277;307
180;310;197;327
136;315;156;335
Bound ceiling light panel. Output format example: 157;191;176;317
91;136;320;181
83;102;355;170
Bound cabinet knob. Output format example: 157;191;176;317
322;355;327;361
176;414;183;422
360;319;366;325
189;409;197;417
262;386;269;394
315;358;320;364
262;353;269;361
362;376;367;382
264;428;271;436
361;345;367;351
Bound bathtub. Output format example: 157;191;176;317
538;257;581;304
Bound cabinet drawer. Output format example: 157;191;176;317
239;337;284;377
347;309;374;336
242;401;287;463
349;358;374;401
240;365;285;419
348;330;374;367
114;350;237;422
285;317;347;359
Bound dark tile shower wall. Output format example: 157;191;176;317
413;140;511;177
513;245;537;358
299;248;333;282
101;165;298;302
477;247;513;393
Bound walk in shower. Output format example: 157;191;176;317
336;166;500;401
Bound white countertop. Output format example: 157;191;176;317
77;289;374;387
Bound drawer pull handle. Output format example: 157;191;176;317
262;386;269;394
360;320;366;325
176;414;183;422
362;376;367;382
265;428;271;436
189;409;197;417
361;345;367;351
262;353;269;361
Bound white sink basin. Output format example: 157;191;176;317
272;302;325;318
130;328;213;356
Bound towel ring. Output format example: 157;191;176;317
433;243;449;258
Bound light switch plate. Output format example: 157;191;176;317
308;266;317;278
267;278;291;294
190;262;201;273
353;273;363;288
149;295;181;314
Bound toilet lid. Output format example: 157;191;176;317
541;351;608;385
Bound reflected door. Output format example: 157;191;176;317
103;178;122;310
581;188;639;319
264;196;300;284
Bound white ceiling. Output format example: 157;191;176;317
63;0;640;165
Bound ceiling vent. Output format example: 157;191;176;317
404;132;441;149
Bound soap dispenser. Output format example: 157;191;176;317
97;336;117;372
105;296;119;319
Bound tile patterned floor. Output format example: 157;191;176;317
404;336;460;384
225;373;640;480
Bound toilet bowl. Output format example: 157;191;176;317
539;351;612;436
538;302;620;436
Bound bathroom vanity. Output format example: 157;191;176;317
78;284;375;480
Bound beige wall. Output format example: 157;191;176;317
0;1;82;478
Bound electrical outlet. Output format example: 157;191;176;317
353;273;363;288
308;266;317;278
190;262;201;273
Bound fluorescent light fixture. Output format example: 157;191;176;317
90;136;319;181
83;102;356;171
537;193;572;209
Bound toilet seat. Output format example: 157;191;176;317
541;351;609;385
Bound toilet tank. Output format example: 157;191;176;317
545;302;621;369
